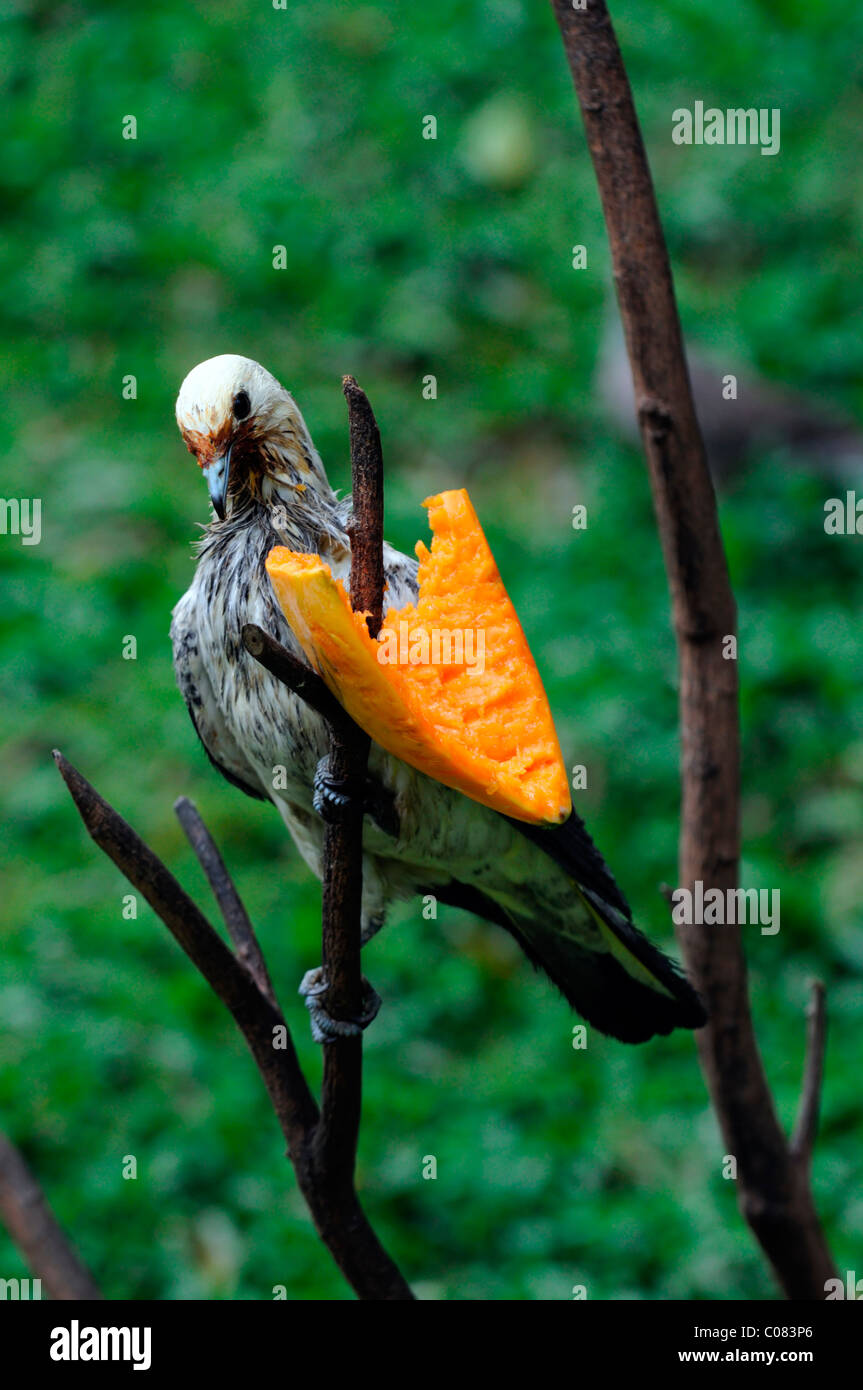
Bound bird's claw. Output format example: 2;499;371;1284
313;756;364;822
313;755;399;837
298;966;382;1044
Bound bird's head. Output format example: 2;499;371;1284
176;354;331;521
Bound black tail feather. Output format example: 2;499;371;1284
436;879;706;1044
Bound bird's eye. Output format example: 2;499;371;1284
232;389;251;421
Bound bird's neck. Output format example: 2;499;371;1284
262;466;350;558
207;430;349;565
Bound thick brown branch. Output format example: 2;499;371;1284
314;732;369;1182
552;0;836;1299
174;795;279;1011
0;1131;102;1301
313;379;385;1182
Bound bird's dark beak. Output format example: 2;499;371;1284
205;445;232;520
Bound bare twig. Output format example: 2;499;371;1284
551;0;836;1298
53;751;317;1147
241;624;356;740
791;981;827;1168
240;624;399;840
174;796;279;1011
53;750;411;1299
0;1131;102;1300
343;374;386;641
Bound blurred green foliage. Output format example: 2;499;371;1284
1;0;862;1299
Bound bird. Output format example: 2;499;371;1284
171;354;706;1044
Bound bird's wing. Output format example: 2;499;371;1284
505;812;633;920
171;585;269;802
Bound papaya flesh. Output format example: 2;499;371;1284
265;488;571;825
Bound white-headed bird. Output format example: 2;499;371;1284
171;354;706;1043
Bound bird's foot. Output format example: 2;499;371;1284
313;755;364;823
298;966;382;1044
313;755;399;837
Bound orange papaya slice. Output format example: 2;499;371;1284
265;489;571;825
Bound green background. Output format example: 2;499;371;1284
1;0;861;1299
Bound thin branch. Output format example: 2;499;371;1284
240;624;399;839
551;0;836;1299
791;981;827;1167
53;751;317;1148
241;624;356;740
174;796;279;1011
52;750;412;1299
0;1131;102;1301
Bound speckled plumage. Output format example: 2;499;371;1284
171;356;706;1042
